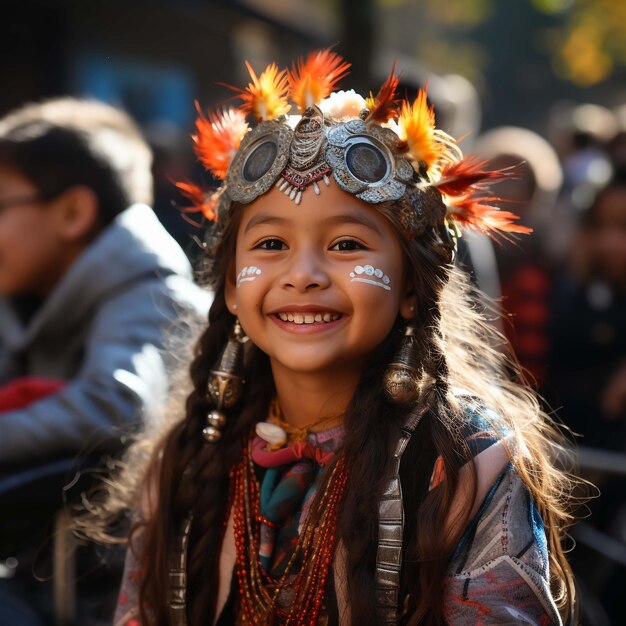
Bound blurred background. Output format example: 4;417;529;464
2;0;626;623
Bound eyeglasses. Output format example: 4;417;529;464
0;195;45;212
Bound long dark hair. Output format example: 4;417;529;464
86;196;576;625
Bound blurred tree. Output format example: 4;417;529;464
532;0;626;86
374;0;626;87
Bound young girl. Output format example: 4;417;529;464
104;50;576;625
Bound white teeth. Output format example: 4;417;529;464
276;312;342;324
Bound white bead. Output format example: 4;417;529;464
256;422;287;448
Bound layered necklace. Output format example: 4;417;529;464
231;413;348;625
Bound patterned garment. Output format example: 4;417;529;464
445;467;562;625
112;407;563;626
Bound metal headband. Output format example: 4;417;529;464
221;106;446;239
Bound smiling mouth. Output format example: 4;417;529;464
275;312;342;325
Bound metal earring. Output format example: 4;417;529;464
203;318;248;443
383;326;424;405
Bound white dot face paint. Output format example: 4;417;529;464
236;265;262;288
349;264;391;291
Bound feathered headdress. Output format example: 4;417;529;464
181;48;529;240
365;63;401;124
288;49;351;113
223;62;290;122
192;105;248;180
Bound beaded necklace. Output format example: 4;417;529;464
231;432;348;625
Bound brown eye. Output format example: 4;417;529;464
256;238;286;251
331;239;363;251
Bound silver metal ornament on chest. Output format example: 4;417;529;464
203;319;248;443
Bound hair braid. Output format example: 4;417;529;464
337;331;406;625
136;287;230;624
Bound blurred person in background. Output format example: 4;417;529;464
547;176;626;446
546;175;626;623
608;103;626;180
548;102;617;194
548;102;616;250
0;98;210;625
474;127;563;385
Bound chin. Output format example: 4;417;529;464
269;350;337;374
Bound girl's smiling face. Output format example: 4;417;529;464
225;180;415;380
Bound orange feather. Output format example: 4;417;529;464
288;49;351;112
397;88;442;172
447;194;532;239
435;156;518;197
225;62;291;121
192;105;248;180
365;63;400;123
175;180;220;223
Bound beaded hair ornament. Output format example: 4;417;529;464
178;49;530;254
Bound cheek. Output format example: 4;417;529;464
235;264;263;287
0;218;52;292
343;260;404;328
347;263;393;291
231;265;268;331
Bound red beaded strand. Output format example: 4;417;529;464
231;435;349;625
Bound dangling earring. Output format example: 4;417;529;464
203;318;248;443
383;325;424;405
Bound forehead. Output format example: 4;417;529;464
238;179;394;236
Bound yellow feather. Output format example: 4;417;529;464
239;62;291;121
288;49;351;112
397;89;441;172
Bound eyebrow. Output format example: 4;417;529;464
324;213;382;235
243;211;383;235
243;214;290;234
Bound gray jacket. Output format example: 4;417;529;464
0;204;211;464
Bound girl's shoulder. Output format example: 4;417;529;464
441;397;563;624
456;393;508;446
445;466;563;625
428;394;509;493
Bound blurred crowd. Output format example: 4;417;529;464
0;85;624;625
470;100;626;625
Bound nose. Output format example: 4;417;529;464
280;247;330;292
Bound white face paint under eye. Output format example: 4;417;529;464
237;266;262;287
349;265;391;291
